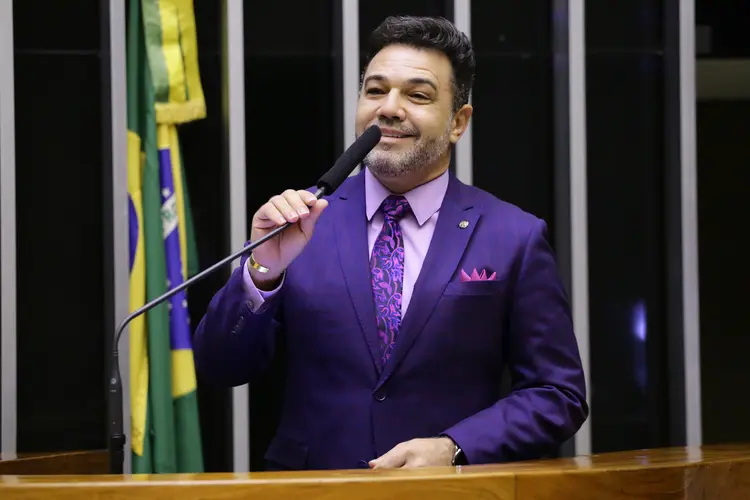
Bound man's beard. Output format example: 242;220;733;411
361;121;452;178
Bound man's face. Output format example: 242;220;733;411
355;44;470;178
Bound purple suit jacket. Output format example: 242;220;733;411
193;170;588;470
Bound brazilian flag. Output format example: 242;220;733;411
126;0;203;473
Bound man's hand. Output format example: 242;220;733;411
369;437;456;469
249;189;328;289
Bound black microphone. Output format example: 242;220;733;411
107;125;382;474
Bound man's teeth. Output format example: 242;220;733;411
384;133;408;138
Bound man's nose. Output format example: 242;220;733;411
377;90;406;121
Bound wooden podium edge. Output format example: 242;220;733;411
0;445;748;499
0;450;108;475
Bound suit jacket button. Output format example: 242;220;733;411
375;390;386;402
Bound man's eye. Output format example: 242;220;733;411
367;88;385;95
411;93;428;100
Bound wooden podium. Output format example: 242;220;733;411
1;444;748;499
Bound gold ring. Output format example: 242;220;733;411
248;253;271;273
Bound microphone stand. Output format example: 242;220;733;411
107;187;325;474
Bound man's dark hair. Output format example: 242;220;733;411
362;16;475;114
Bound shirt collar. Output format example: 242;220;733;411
364;166;449;226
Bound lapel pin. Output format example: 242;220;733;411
458;220;469;229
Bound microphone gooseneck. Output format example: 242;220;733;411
107;125;382;474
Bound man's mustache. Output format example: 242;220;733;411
373;122;418;136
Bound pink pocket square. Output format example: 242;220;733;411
460;268;497;282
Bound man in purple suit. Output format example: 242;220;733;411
194;16;587;471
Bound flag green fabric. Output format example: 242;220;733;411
127;0;204;474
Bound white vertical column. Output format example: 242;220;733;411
453;0;473;186
223;0;249;472
0;0;17;461
109;0;131;474
679;0;701;448
342;0;360;175
569;0;591;456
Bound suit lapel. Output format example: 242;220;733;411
376;176;481;389
333;172;383;374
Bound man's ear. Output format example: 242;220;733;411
450;104;473;144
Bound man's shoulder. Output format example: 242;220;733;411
457;181;543;230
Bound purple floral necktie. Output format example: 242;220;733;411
370;195;411;366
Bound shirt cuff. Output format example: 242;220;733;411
241;260;283;312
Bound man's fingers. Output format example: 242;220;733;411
298;189;318;206
281;189;311;218
369;447;407;469
269;193;301;223
256;201;287;227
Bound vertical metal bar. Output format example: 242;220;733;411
552;0;572;318
679;0;702;448
104;0;131;474
445;0;456;177
664;0;687;448
453;0;473;186
332;0;344;157
552;0;574;458
0;0;17;461
569;0;591;456
342;0;359;175
223;0;249;472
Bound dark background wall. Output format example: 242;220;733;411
470;2;555;234
12;1;106;453
695;0;750;447
585;0;674;453
696;100;750;446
